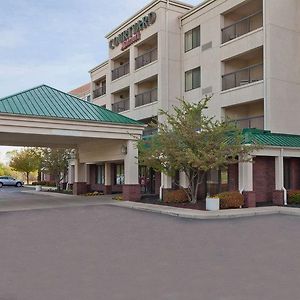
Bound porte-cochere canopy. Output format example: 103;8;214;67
0;85;144;148
0;84;140;125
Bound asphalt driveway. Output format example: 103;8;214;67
0;186;113;212
0;194;299;300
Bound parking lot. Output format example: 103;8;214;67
0;187;299;300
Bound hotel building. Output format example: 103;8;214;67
71;0;300;205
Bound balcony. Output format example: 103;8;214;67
222;11;263;44
135;88;158;107
93;86;106;98
112;99;129;113
135;48;157;70
111;63;129;81
230;115;264;129
222;63;263;91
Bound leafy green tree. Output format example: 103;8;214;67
41;148;71;190
0;163;12;176
9;148;40;184
137;97;258;203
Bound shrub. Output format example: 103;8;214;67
163;189;188;203
288;190;300;205
215;191;244;209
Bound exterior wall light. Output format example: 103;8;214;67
121;144;127;154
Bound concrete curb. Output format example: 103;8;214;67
109;201;300;220
21;190;74;198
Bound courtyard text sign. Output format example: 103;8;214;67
109;12;157;51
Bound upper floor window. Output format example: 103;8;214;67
185;67;201;91
185;26;200;52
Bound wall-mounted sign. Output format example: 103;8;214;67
109;12;156;51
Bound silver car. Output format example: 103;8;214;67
0;176;24;187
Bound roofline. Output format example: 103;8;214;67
89;60;109;74
105;0;193;39
180;0;216;21
0;84;45;101
0;111;145;129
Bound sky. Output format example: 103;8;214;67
0;0;200;163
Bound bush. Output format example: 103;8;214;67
215;191;244;209
163;189;188;203
288;190;300;205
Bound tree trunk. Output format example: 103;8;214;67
26;172;29;185
37;170;41;182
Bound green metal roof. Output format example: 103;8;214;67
243;128;300;148
0;85;142;126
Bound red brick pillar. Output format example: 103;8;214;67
123;184;141;201
243;191;256;208
228;164;238;191
73;182;87;195
273;190;284;206
103;185;112;195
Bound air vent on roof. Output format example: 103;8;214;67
202;41;212;51
202;86;212;95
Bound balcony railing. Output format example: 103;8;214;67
111;62;129;81
229;115;264;129
93;86;106;98
135;48;158;70
222;10;263;44
111;98;130;113
222;63;263;91
135;88;158;107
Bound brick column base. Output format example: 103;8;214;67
103;185;112;195
123;184;141;201
273;190;284;206
73;182;87;195
243;191;256;208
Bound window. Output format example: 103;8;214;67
96;165;105;184
185;26;200;52
115;164;125;185
86;95;91;102
185;67;201;91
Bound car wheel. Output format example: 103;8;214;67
0;182;3;188
16;182;22;187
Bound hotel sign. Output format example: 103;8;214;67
109;12;157;51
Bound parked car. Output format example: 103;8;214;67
0;176;24;187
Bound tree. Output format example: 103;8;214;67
41;148;71;190
137;97;259;203
9;148;40;184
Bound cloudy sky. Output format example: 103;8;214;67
0;0;200;163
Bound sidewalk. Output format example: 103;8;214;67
110;201;300;219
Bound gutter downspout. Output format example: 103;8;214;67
280;148;288;206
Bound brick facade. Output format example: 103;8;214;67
228;164;239;191
273;190;284;206
123;184;141;201
253;156;275;202
289;158;300;190
243;191;256;208
73;182;88;195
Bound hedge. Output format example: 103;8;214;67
215;191;244;209
288;190;300;205
163;189;188;203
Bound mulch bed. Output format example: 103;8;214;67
139;197;206;211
